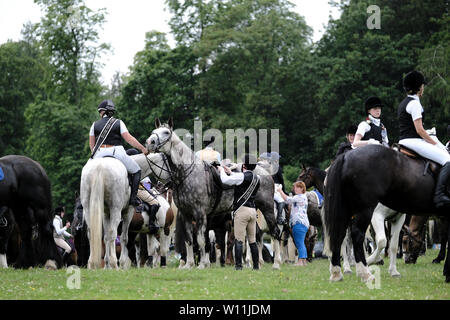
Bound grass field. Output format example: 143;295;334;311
0;249;448;300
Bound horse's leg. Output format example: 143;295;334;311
197;222;210;269
159;229;170;268
388;213;405;277
271;225;282;269
180;220;195;269
367;205;386;266
144;235;154;268
351;209;375;282
433;218;448;264
443;217;450;283
103;218;118;269
119;206;134;270
342;228;352;274
215;228;226;267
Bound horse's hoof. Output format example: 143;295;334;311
390;272;401;278
432;258;443;264
329;266;343;281
344;269;352;275
272;263;280;270
44;260;57;270
361;273;375;283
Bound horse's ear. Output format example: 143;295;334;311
302;163;306;170
168;117;173;129
75;190;79;198
155;118;161;128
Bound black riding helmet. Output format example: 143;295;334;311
403;70;425;93
346;125;357;135
365;96;383;114
54;206;64;216
97;99;115;114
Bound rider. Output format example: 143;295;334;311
195;136;221;166
53;206;73;266
397;70;450;209
89;100;149;206
335;125;357;157
126;148;160;234
352;96;389;148
218;154;260;270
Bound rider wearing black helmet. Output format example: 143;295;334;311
352;96;389;148
89;100;149;206
335;124;357;157
397;71;450;209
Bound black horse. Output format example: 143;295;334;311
0;155;60;269
323;145;450;283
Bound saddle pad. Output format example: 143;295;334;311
0;166;3;181
312;189;324;208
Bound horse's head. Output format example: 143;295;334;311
147;118;174;153
71;194;84;234
297;164;313;189
402;225;420;264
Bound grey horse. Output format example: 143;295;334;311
147;118;281;269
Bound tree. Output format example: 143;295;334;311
34;0;110;107
0;40;47;156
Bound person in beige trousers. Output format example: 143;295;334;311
218;154;260;270
53;207;73;266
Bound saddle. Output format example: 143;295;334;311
393;143;441;178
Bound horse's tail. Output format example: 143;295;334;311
323;154;349;257
88;167;104;269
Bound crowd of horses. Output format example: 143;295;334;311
0;118;449;285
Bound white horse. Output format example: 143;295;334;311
80;157;134;269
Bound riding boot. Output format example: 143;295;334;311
62;251;70;266
276;201;286;225
234;240;243;270
249;242;259;270
129;170;142;206
433;163;450;209
148;204;160;235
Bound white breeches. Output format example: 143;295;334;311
399;138;450;166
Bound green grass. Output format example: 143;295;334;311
0;249;448;300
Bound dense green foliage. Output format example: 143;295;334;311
1;0;448;209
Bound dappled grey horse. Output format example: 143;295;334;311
147;118;281;269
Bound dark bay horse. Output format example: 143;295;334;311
323;145;450;283
0;155;60;269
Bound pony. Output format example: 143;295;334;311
80;157;135;269
147;118;281;269
0;155;60;269
323;145;450;283
127;187;176;268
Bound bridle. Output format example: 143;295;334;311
148;126;197;193
151;126;173;153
